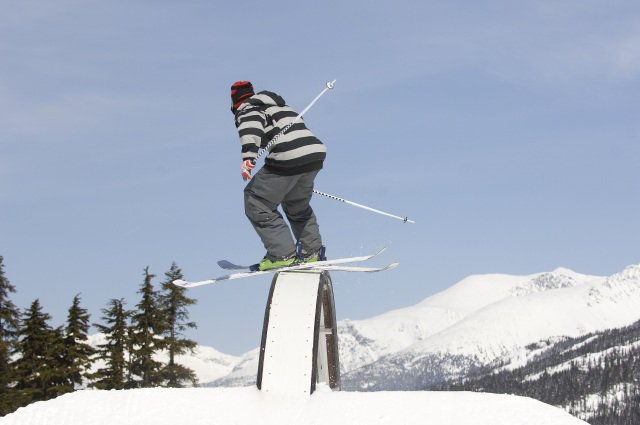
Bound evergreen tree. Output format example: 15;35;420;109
159;262;198;387
91;298;131;390
62;294;94;389
0;256;21;415
129;267;166;387
44;325;74;398
14;300;68;404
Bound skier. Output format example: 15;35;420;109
230;81;327;271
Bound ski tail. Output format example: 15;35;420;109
217;260;253;271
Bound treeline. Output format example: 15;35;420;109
0;256;198;417
432;320;640;424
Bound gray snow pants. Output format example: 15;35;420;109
244;167;322;260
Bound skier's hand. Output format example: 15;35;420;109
241;159;255;181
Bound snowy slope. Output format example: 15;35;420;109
0;386;588;425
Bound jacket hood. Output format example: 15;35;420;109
244;91;286;108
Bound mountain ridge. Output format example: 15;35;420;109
88;263;640;392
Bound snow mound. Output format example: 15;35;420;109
0;387;588;425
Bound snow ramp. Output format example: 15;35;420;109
0;387;590;425
257;270;340;395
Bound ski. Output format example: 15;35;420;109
175;248;390;288
217;247;386;272
173;262;398;288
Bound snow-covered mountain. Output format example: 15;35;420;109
342;265;640;390
186;264;640;391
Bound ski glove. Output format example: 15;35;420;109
241;159;255;181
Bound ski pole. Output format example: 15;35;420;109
252;79;336;165
313;190;416;224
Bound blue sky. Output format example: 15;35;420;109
2;0;639;355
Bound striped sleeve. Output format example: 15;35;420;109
236;109;266;162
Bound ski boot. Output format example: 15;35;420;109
295;244;327;265
255;254;297;272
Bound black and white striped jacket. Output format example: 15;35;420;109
234;91;326;175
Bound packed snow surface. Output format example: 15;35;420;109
0;386;588;425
